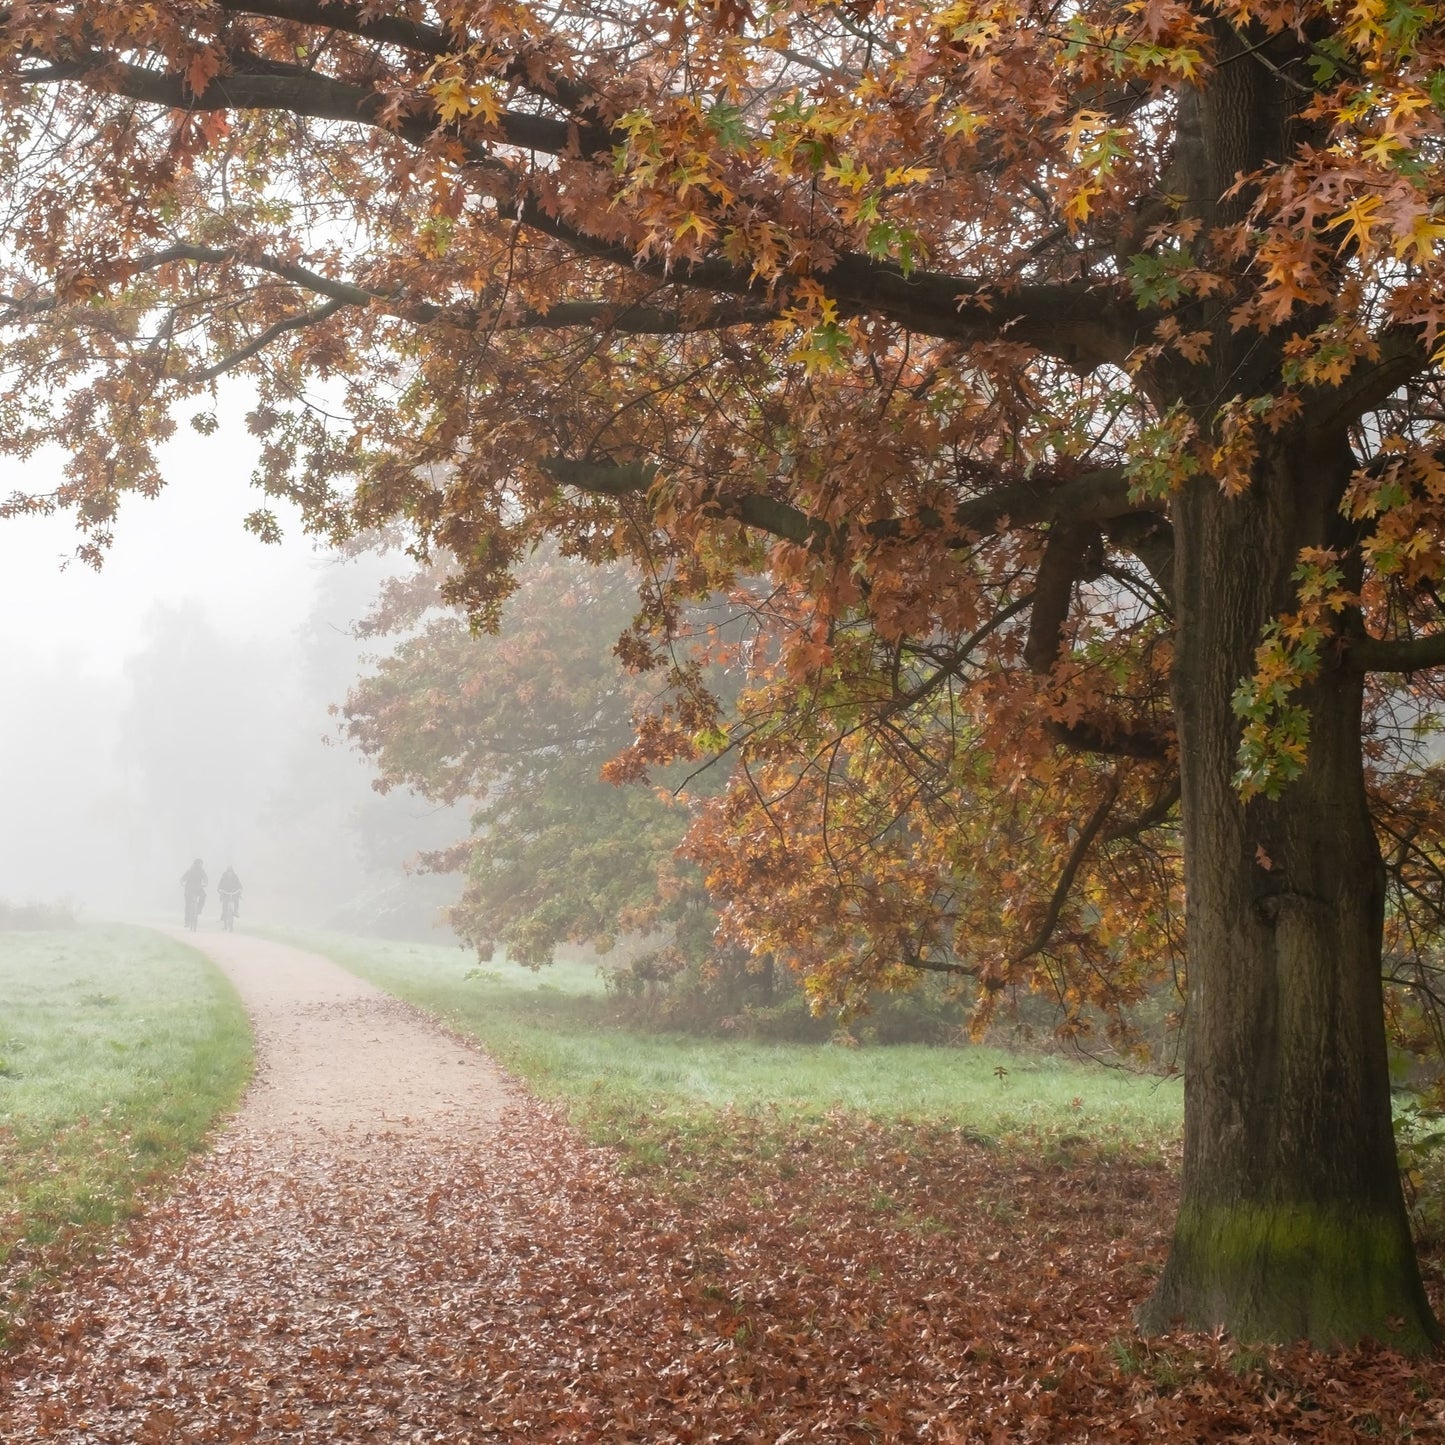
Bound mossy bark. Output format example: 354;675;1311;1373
1141;1203;1435;1350
1137;440;1440;1350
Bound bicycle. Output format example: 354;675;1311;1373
219;889;240;932
184;890;204;931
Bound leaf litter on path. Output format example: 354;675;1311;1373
1;933;1442;1441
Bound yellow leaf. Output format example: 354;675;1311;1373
430;76;502;126
1064;185;1097;226
1331;194;1386;253
1360;132;1404;167
472;82;502;127
431;75;470;124
1394;211;1445;262
882;165;932;188
674;212;717;243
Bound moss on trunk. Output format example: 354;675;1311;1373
1140;1201;1439;1351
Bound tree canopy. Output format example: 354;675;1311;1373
6;0;1445;1346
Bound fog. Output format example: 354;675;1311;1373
0;404;461;934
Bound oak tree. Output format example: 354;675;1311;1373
5;0;1445;1345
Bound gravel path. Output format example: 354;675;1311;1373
179;930;512;1152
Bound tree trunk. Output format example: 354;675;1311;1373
1137;440;1440;1348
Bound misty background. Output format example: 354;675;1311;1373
0;398;463;934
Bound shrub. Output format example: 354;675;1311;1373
0;898;78;930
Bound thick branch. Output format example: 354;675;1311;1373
1049;717;1172;761
827;254;1136;369
1350;631;1445;674
535;298;776;332
541;461;826;547
547;456;1154;552
218;0;450;54
541;458;659;496
1023;520;1102;673
943;469;1148;537
517;197;1137;365
15;46;1136;365
22;53;606;158
899;953;986;980
214;0;599;113
1103;512;1175;606
1299;327;1433;433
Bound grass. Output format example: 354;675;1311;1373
0;924;252;1340
269;928;1183;1161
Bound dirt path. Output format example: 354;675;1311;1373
173;930;512;1153
5;931;876;1442
0;931;550;1441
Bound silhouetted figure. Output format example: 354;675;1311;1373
181;858;207;930
217;866;242;932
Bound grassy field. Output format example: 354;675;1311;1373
0;924;251;1339
273;929;1183;1161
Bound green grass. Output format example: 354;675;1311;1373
0;924;252;1338
271;929;1182;1159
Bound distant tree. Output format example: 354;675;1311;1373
118;603;293;878
0;651;127;906
344;553;722;973
8;0;1445;1344
260;553;467;932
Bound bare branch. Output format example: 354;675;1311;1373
1102;776;1181;841
1011;774;1121;967
189;295;348;382
8;243;779;338
885;595;1035;713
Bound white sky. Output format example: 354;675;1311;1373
0;398;326;676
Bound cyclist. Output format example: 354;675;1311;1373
217;865;243;931
181;858;207;930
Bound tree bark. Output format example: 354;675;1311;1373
1137;438;1440;1349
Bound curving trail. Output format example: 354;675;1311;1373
0;932;650;1443
167;929;512;1153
